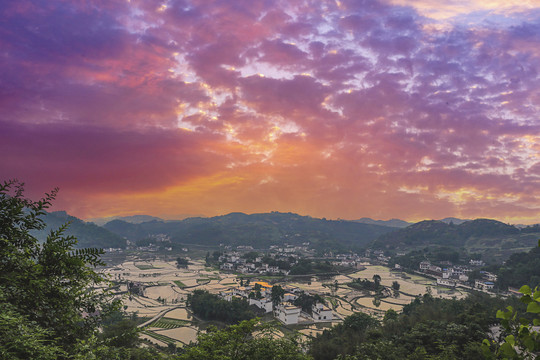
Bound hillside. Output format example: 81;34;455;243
88;214;165;226
496;243;540;289
352;218;411;228
103;212;397;250
33;211;127;249
372;218;539;262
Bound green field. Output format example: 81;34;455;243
173;280;186;288
150;317;190;329
142;330;180;345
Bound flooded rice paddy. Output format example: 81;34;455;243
105;259;467;346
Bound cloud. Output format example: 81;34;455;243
1;0;539;223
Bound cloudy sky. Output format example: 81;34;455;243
1;0;539;223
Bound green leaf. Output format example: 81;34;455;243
519;317;530;326
505;335;515;346
533;290;540;301
520;285;532;296
534;319;540;326
527;302;540;313
499;342;516;357
523;336;535;351
521;295;533;304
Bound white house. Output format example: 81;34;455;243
283;292;297;302
475;280;495;291
276;303;301;325
469;259;485;266
437;278;456;288
249;297;273;313
220;263;234;271
419;261;431;270
312;302;333;322
220;290;233;301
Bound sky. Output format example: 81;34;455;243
1;0;540;224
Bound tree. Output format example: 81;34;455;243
373;274;381;288
0;180;120;358
177;318;310;360
271;285;286;306
392;280;401;298
176;257;189;268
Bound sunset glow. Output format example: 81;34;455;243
1;0;539;223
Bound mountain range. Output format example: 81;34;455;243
35;211;540;262
103;212;396;251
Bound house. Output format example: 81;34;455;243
276;303;301;325
469;259;485;267
419;261;430;271
437;278;456;288
475;280;495;291
426;265;443;277
220;263;234;271
220;290;233;301
312;302;333;322
283;292;297;302
249;297;273;313
442;269;451;279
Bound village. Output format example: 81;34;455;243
219;280;332;325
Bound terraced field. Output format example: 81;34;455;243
150;317;190;329
141;330;179;346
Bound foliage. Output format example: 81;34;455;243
0;295;62;359
482;240;540;359
176;257;189;268
0;180;121;358
309;312;379;360
294;292;325;314
310;292;517;360
290;259;337;275
347;277;382;292
187;290;255;324
177;318;310;360
496;246;540;290
271;285;286;306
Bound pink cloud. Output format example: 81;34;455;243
1;0;539;222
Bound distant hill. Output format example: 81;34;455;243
438;217;470;225
353;218;411;228
33;211;126;249
372;218;540;263
88;214;164;226
103;212;398;251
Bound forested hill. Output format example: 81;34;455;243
372;219;540;261
33;211;126;249
103;212;397;250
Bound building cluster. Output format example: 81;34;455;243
364;249;391;263
219;249;301;275
417;260;497;291
268;243;312;254
219;281;333;325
